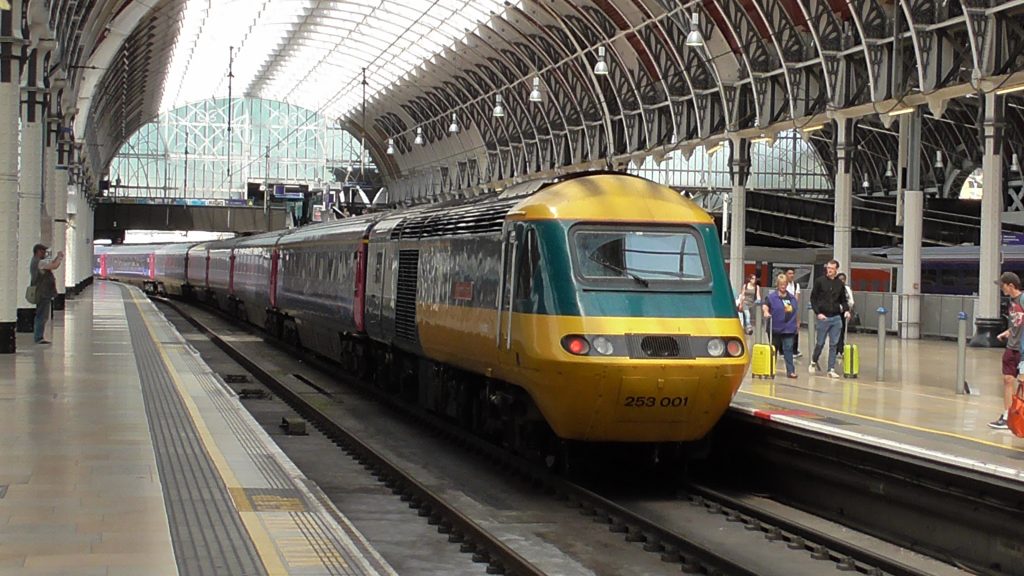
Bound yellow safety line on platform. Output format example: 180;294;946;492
130;291;290;576
739;390;1024;453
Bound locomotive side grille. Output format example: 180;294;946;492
390;199;519;240
626;335;694;359
395;250;420;343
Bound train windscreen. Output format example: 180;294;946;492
571;225;710;289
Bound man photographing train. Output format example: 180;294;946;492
808;259;850;378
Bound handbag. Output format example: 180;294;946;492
1009;383;1024;438
25;285;37;305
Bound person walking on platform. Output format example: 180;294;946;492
29;243;63;345
763;273;799;378
736;274;760;335
990;272;1024;429
808;259;850;378
785;268;803;358
836;272;855;354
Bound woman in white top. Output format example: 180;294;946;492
736;274;760;335
836;272;854;351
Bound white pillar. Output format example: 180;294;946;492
833;118;854;276
64;190;76;290
0;6;21;352
972;91;1004;346
729;138;751;292
17;97;45;332
898;109;923;340
901;190;923;339
67;188;87;292
41;121;56;246
79;201;94;288
52;140;68;307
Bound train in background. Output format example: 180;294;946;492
736;245;1024;297
98;173;749;465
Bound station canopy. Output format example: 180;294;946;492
25;0;1024;202
159;0;510;119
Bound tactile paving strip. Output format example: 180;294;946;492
123;290;268;576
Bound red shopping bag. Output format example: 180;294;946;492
1009;383;1024;438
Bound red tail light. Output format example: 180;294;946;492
726;339;744;357
561;335;591;356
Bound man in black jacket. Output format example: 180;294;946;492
809;259;850;378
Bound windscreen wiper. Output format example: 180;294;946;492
588;253;649;287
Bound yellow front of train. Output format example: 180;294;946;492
497;174;749;443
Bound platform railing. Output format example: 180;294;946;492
852;291;977;340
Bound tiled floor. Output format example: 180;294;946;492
0;287;177;576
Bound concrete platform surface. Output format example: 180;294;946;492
0;282;396;576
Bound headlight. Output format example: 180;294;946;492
706;338;725;357
592;336;614;356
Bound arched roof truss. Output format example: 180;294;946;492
11;0;1024;202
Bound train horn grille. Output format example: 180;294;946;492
626;335;694;359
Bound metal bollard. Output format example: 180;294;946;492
753;300;763;345
876;307;887;381
806;303;816;357
956;312;970;394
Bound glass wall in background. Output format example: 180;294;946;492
108;97;372;200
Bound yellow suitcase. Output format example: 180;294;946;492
842;322;859;378
752;342;776;379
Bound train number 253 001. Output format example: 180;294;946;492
622;396;688;408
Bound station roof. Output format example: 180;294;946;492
15;1;1024;200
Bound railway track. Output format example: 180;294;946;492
155;295;969;576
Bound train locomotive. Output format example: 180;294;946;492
100;173;749;456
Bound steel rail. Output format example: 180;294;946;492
153;296;546;576
154;296;765;575
155;294;957;576
684;484;935;576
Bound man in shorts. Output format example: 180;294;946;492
990;272;1024;429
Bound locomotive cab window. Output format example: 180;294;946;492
571;225;709;290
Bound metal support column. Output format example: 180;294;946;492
0;6;21;353
972;92;1005;347
82;200;94;287
41;108;55;246
52;138;68;309
729;138;751;292
64;187;76;293
833;118;855;275
17;49;45;333
72;195;89;289
899;109;923;340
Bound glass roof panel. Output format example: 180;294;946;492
159;0;517;118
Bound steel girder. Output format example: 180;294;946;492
18;0;1024;204
352;0;1024;203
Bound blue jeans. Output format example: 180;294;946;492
34;297;51;342
773;333;796;374
813;315;843;371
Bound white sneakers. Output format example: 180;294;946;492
808;362;840;379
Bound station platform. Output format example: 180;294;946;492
0;282;396;576
736;329;1024;481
